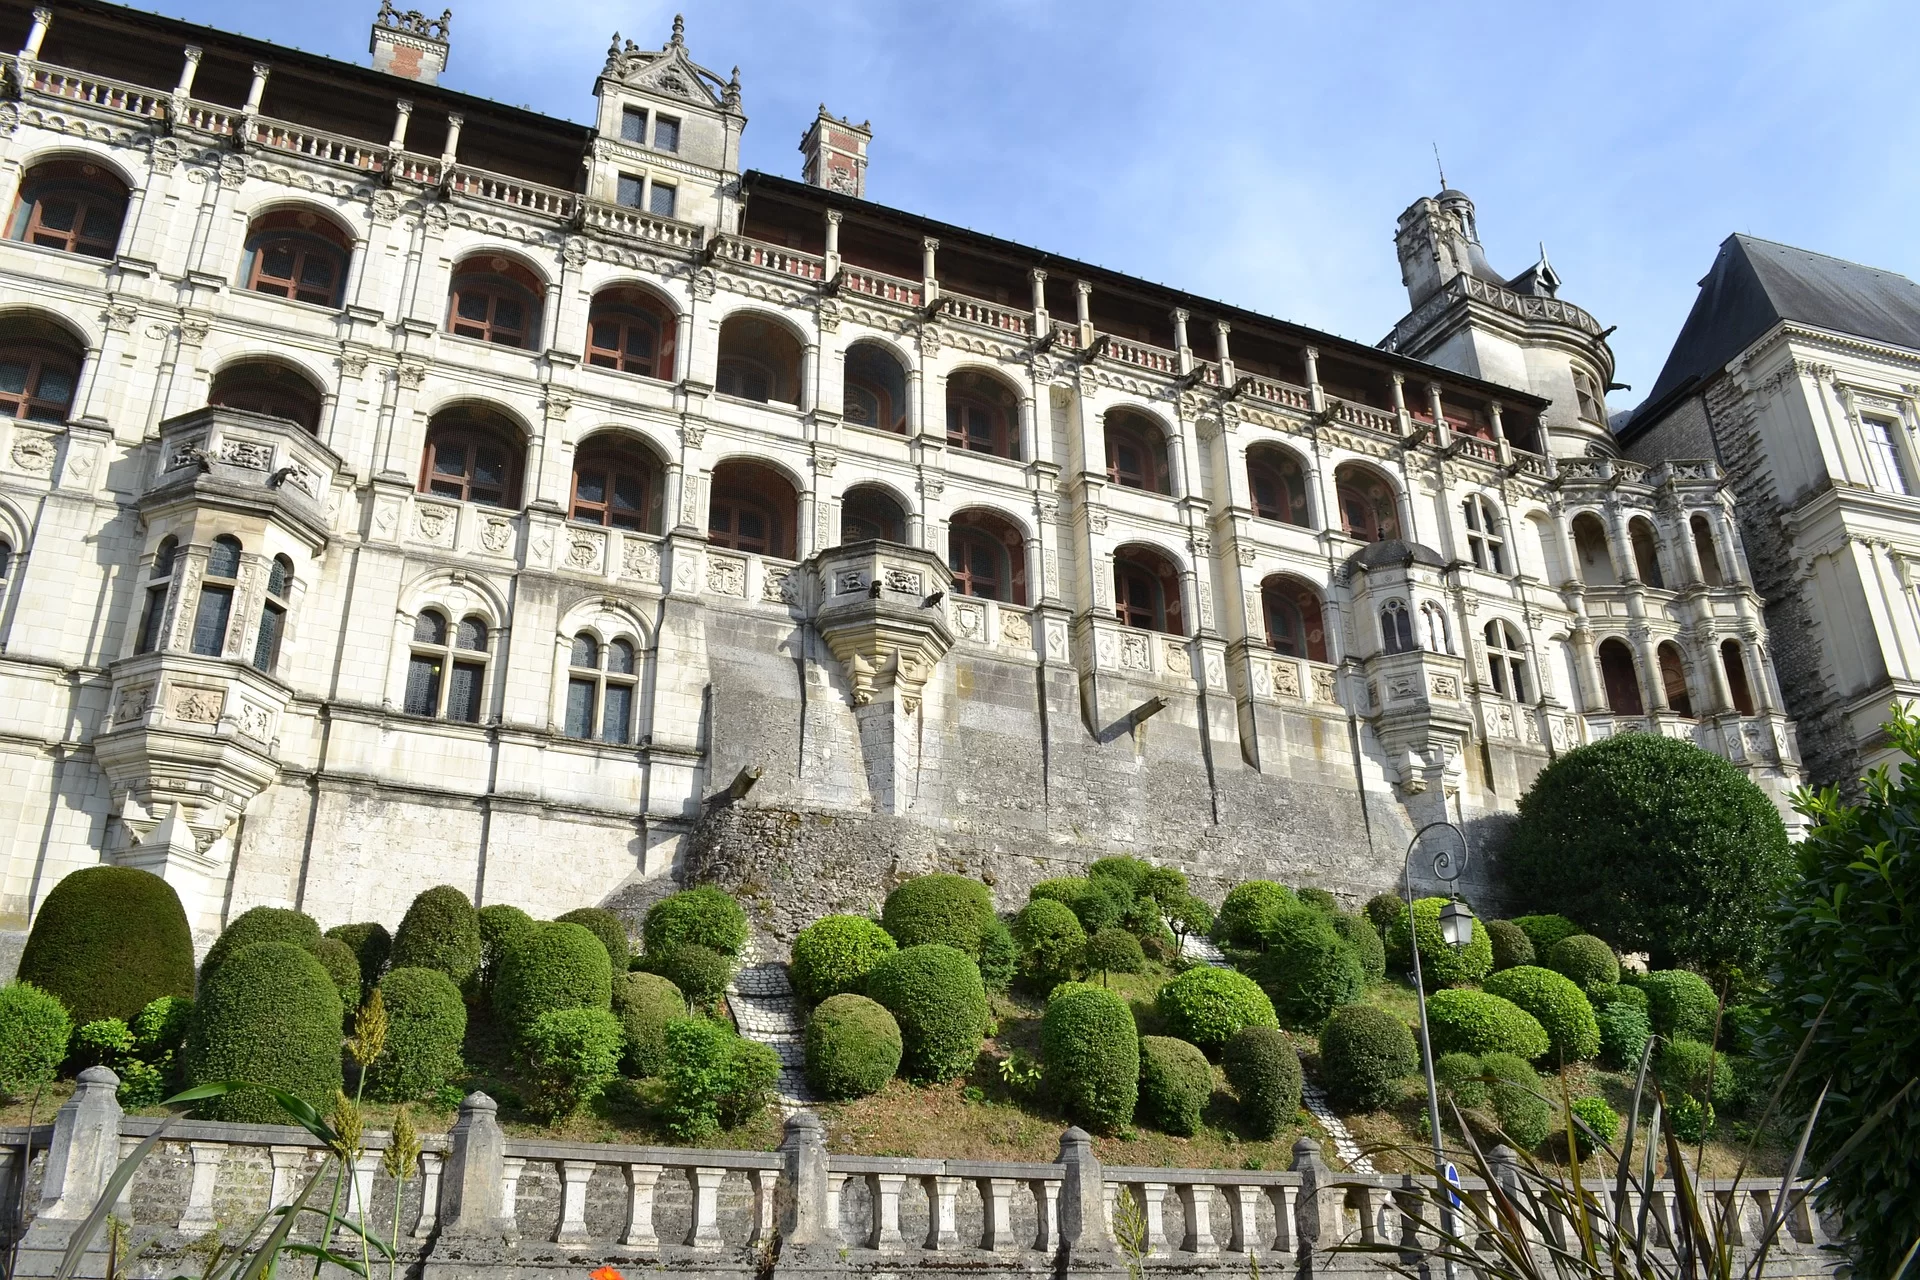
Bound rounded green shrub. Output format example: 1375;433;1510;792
804;994;902;1100
1251;910;1364;1031
612;971;684;1076
1483;1052;1552;1150
311;937;363;1016
1545;935;1620;993
185;942;343;1123
1088;856;1153;899
977;918;1017;992
1486;920;1535;972
1656;1038;1735;1106
643;887;748;958
791;915;897;1004
865;945;988;1084
1296;887;1339;915
390;886;482;988
1483;966;1600;1063
1510;914;1583;954
1214;881;1298;949
1570;1095;1621;1158
1590;982;1648;1012
70;1017;132;1073
476;904;536;999
1386;898;1493;989
651;942;730;1011
1137;1036;1212;1136
1364;893;1403;937
1426;989;1550;1060
1596;1003;1653;1070
1669;1094;1714;1143
1013;900;1086;989
133;995;193;1057
1330;913;1386;983
555;907;631;972
1084;928;1144;978
1155;967;1277;1052
18;867;194;1026
1319;1004;1416;1111
519;1006;623;1121
880;875;997;956
1031;877;1125;934
1640;970;1719;1040
660;1018;779;1141
0;983;71;1099
1222;1025;1301;1139
1041;983;1138;1132
365;967;466;1102
201;907;321;986
1139;864;1189;909
493;921;613;1034
1436;1051;1488;1110
325;923;392;997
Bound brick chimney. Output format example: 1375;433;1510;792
800;106;871;199
370;1;451;85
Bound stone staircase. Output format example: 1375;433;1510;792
727;952;813;1108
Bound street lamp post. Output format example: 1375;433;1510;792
1404;821;1473;1278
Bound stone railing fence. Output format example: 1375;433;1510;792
0;1069;1841;1278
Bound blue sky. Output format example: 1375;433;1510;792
140;0;1918;408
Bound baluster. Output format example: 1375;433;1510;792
826;1172;850;1245
978;1177;1018;1252
1030;1177;1060;1252
1222;1184;1259;1253
747;1168;778;1245
500;1156;525;1231
1267;1184;1297;1251
178;1142;223;1233
554;1159;594;1244
1126;1181;1169;1256
413;1152;443;1239
620;1163;660;1249
1785;1186;1830;1247
923;1175;961;1250
114;1137;138;1221
268;1146;308;1214
1177;1183;1218;1255
334;1153;380;1246
1345;1186;1377;1244
686;1167;725;1250
865;1172;907;1251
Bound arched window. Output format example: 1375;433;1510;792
1598;638;1644;715
1527;511;1566;584
0;340;78;423
839;485;906;544
9;160;127;258
948;509;1027;605
716;313;802;405
1419;601;1452;654
190;535;242;658
1721;639;1756;716
708;459;798;558
1462;495;1505;573
1691;514;1724;586
1113;545;1184;635
405;609;488;722
1570;513;1617;586
419;409;523;509
570;440;661;532
1629;517;1665;588
252;555;293;674
565;632;640;744
585;286;676;378
1380;600;1414;654
1335;465;1400;542
1657;642;1693;718
0;536;11;612
1261;575;1327;662
1104;410;1172;494
1485;620;1528;701
447;256;543;348
843;341;907;434
945;369;1019;460
135;536;177;655
208;362;324;433
1248;448;1310;527
243;208;351;307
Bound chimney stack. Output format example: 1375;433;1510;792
370;1;451;85
800;106;871;199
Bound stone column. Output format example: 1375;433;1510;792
413;1151;443;1239
686;1166;725;1250
1632;627;1669;713
921;237;939;304
1303;345;1324;414
979;1177;1019;1252
1055;1126;1112;1261
16;1067;123;1274
436;1091;512;1238
865;1172;907;1251
1030;267;1050;333
1075;281;1093;348
18;7;52;59
922;1175;962;1250
1604;500;1639;585
554;1160;595;1244
1177;1183;1218;1255
1214;320;1235;386
621;1163;662;1249
1291;1136;1341;1254
823;209;842;276
178;1141;223;1233
775;1112;831;1250
1172;308;1192;375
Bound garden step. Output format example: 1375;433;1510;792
727;958;815;1109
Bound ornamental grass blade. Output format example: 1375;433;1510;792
232;1160;329;1280
52;1120;175;1280
165;1082;339;1149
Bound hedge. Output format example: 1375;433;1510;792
1154;967;1277;1052
1640;970;1719;1041
365;967;466;1102
1436;1052;1488;1110
1596;1002;1653;1070
661;1017;779;1140
1214;881;1298;950
1137;1036;1212;1136
1483;966;1599;1063
555;907;632;972
475;904;536;1000
1319;1004;1416;1110
1041;983;1138;1132
133;995;193;1057
1590;982;1648;1012
1031;878;1125;934
790;915;897;1004
185;942;343;1123
612;971;684;1077
804;994;902;1100
325;923;392;998
880;875;997;957
1013;900;1086;990
1251;910;1364;1030
519;1007;623;1121
1222;1025;1301;1139
1510;914;1583;954
1484;1052;1552;1150
310;937;363;1018
200;907;321;985
1485;920;1535;972
1426;989;1550;1060
1545;934;1620;992
1656;1037;1735;1107
865;945;988;1084
493;921;613;1034
0;983;71;1099
1386;898;1493;989
1084;928;1144;979
643;887;748;958
18;867;195;1026
390;886;483;989
1330;912;1386;983
651;942;731;1012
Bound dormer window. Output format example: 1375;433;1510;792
653;115;681;152
620;108;646;143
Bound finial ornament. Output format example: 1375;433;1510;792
670;13;685;46
375;0;451;40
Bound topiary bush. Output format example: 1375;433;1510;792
1485;920;1535;972
1296;887;1338;915
1154;967;1277;1052
185;942;342;1123
1088;856;1153;900
1041;983;1138;1132
519;1006;624;1121
1504;735;1793;971
1386;898;1494;989
1570;1095;1621;1158
612;971;684;1077
390;886;483;989
1483;1052;1552;1150
492;921;613;1035
133;995;193;1059
1250;910;1364;1031
1013;900;1086;991
1031;877;1126;934
325;923;392;998
1426;989;1550;1060
200;906;321;986
643;887;748;958
880;874;998;956
1137;1036;1212;1137
1435;1051;1488;1110
804;994;902;1100
651;942;730;1012
790;915;897;1004
1084;928;1144;980
1596;1002;1653;1070
18;867;195;1026
977;918;1017;993
555;907;631;972
660;1018;778;1140
1330;913;1386;983
0;983;71;1099
1656;1037;1735;1107
476;904;535;1001
1640;970;1719;1040
1590;982;1648;1012
310;937;363;1019
1319;1004;1416;1111
1364;893;1403;937
1545;934;1620;993
365;967;466;1102
1510;914;1583;954
1222;1025;1301;1139
1214;881;1298;950
1669;1094;1714;1144
1483;966;1600;1063
865;945;988;1084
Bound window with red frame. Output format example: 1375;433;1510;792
1249;451;1311;526
9;161;127;258
208;363;324;432
1336;468;1400;542
1262;578;1327;661
243;209;350;307
945;371;1018;459
571;448;658;532
448;258;543;348
1113;549;1184;635
585;289;675;377
709;494;780;555
1105;413;1171;494
948;512;1027;605
420;422;520;508
0;344;78;422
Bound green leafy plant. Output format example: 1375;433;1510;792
1508;912;1583;954
880;873;998;955
1363;892;1403;937
184;942;342;1123
1568;1094;1620;1159
1249;908;1364;1030
1013;899;1087;990
492;920;613;1033
1031;877;1125;934
311;936;364;1019
1485;919;1535;972
1435;1051;1488;1110
1084;927;1144;983
1154;966;1277;1051
976;917;1017;992
555;907;632;972
1213;881;1298;949
1319;1003;1415;1110
325;923;392;998
389;885;483;989
1639;969;1719;1040
789;914;896;1004
199;906;321;985
1041;983;1138;1132
660;1017;776;1140
1545;933;1621;992
1386;897;1493;989
1482;1051;1552;1150
1136;1035;1211;1136
804;993;901;1100
17;866;194;1026
649;941;731;1012
1222;1025;1301;1139
997;1049;1043;1097
518;1006;623;1120
611;971;684;1076
643;886;749;957
474;904;535;1001
1330;911;1386;983
1483;965;1600;1063
364;967;465;1103
1595;1001;1652;1070
1425;988;1550;1060
1166;893;1215;956
864;944;988;1084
